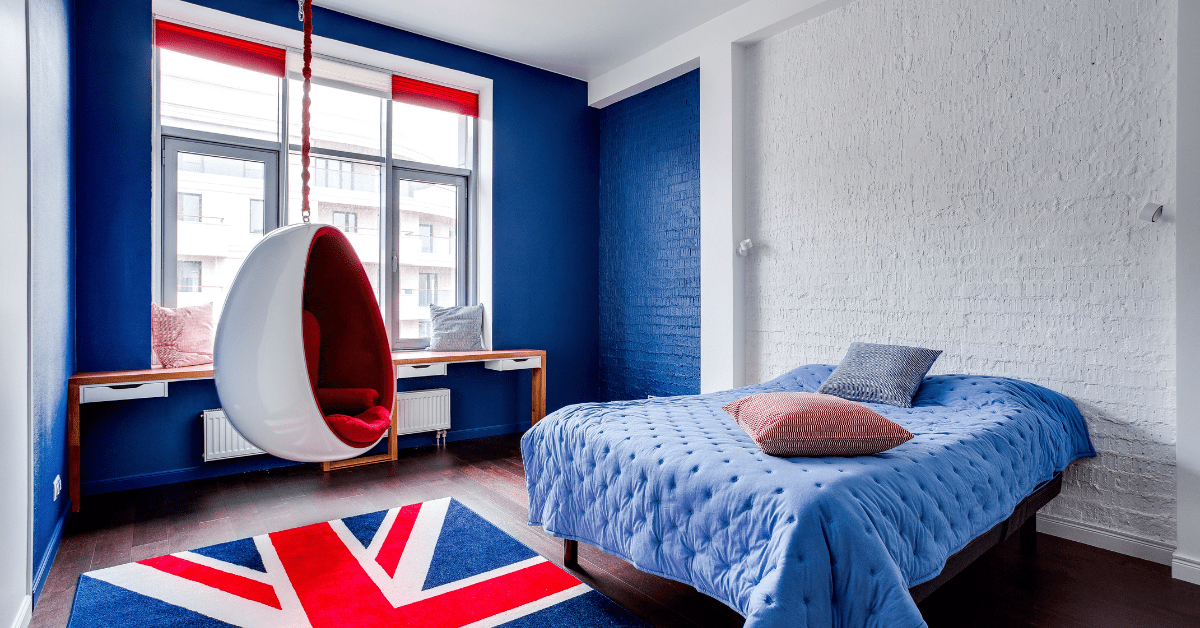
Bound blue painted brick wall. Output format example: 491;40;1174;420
599;69;700;401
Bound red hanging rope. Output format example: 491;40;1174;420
299;0;313;223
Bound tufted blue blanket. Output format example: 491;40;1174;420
523;365;1095;628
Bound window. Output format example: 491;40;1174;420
179;193;203;222
178;260;202;293
156;21;477;349
249;199;264;233
394;170;467;346
419;223;433;253
418;272;438;307
333;210;358;233
163;140;278;319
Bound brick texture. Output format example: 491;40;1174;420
599;70;701;401
744;0;1177;544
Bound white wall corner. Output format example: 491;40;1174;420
1174;552;1200;586
1037;514;1176;566
1178;0;1200;585
699;40;746;393
6;596;29;628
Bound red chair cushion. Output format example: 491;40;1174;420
316;388;380;415
302;310;321;390
722;392;913;457
324;405;391;446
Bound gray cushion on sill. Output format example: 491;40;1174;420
428;303;485;351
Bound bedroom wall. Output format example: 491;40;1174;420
73;0;599;494
599;69;701;401
29;0;75;603
744;0;1178;547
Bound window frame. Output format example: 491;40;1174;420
153;36;480;349
389;165;470;349
160;135;281;307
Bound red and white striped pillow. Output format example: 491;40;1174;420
722;392;914;457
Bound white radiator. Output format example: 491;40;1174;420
203;408;265;461
395;388;451;436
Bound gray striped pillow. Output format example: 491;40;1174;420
817;342;942;408
428;304;485;351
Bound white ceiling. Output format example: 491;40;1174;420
315;0;755;80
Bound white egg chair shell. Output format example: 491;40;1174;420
214;223;393;462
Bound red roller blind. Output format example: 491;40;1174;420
155;20;286;78
392;75;479;118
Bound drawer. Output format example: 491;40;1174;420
395;362;447;379
80;381;169;404
483;356;541;371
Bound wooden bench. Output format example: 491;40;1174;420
68;349;546;512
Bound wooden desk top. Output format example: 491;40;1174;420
391;349;544;365
69;349;545;386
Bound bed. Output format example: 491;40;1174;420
522;364;1095;628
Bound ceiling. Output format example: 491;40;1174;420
315;0;756;80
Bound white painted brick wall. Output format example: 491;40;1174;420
744;0;1177;544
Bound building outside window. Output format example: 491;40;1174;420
178;193;202;222
333;210;358;233
178;260;202;293
419;223;433;253
249;199;264;233
418;272;438;307
156;24;475;348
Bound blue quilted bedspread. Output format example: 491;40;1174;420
522;365;1095;628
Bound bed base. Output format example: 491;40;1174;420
560;472;1063;604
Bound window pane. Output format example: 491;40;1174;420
289;80;383;156
289;153;382;302
396;177;458;341
176;151;268;321
159;49;279;141
392;102;470;168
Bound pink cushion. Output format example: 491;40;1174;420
324;405;391;445
316;388;380;415
150;303;215;368
722;392;914;457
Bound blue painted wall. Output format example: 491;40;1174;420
29;0;75;604
72;0;599;494
598;70;700;401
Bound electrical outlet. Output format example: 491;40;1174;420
53;475;61;502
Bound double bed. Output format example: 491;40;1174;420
522;364;1095;628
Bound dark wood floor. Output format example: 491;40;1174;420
32;434;1200;628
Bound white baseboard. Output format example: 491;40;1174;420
1036;513;1176;565
1172;552;1200;586
7;595;30;628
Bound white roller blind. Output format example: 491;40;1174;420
286;51;390;98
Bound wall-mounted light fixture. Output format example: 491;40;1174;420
1140;202;1163;222
738;239;753;256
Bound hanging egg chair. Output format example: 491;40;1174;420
213;223;394;461
214;0;392;462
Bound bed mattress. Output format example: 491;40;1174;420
522;365;1095;628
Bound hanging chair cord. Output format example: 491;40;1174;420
299;0;313;224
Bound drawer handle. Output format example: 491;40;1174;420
411;365;431;369
107;384;146;390
511;359;528;363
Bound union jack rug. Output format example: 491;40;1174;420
66;497;647;627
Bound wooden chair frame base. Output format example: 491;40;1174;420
320;411;399;472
